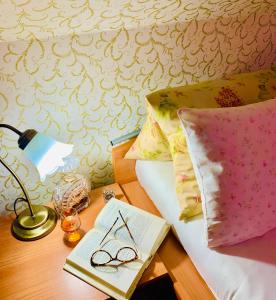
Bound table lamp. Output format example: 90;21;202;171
0;123;74;241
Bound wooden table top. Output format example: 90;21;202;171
0;183;168;300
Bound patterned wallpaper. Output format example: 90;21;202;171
0;0;275;214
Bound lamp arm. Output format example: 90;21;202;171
0;124;22;136
0;158;34;217
0;123;34;217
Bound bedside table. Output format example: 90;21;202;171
111;137;214;300
0;183;177;300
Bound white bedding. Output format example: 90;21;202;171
136;160;276;300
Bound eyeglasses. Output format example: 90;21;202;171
90;210;139;268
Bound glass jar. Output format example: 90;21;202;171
53;172;91;215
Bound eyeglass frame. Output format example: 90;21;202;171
90;210;139;268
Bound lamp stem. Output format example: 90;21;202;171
0;124;22;136
0;158;35;217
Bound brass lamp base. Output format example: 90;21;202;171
12;205;57;241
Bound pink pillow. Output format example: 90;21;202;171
178;99;276;247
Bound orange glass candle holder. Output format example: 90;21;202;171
60;208;81;243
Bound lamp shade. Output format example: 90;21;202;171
23;132;74;181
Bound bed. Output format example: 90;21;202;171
112;131;276;300
111;66;276;299
136;160;276;300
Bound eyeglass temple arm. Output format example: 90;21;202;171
99;217;119;245
118;210;137;245
0;124;34;217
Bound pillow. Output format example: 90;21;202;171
149;67;276;220
127;67;276;161
126;66;276;220
124;113;171;160
178;99;276;247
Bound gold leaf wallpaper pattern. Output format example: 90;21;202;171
0;0;275;214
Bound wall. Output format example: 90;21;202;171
0;0;275;214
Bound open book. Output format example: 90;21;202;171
64;198;170;300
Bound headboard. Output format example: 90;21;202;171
111;137;137;184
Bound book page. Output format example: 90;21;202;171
94;198;168;255
66;228;149;295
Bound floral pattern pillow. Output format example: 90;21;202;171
178;99;276;247
124;112;171;160
125;66;276;219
